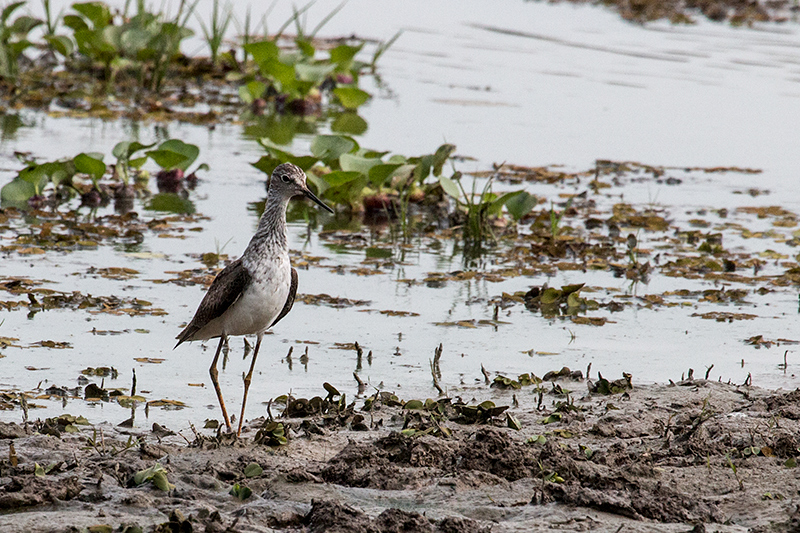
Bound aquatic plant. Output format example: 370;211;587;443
440;170;537;245
0;2;43;82
40;0;74;58
0;138;204;208
63;0;196;92
252;134;451;213
236;4;399;114
196;0;232;66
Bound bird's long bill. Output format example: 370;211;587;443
303;187;334;213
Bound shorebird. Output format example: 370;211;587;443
175;163;333;435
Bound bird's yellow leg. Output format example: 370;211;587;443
210;335;233;432
237;334;263;436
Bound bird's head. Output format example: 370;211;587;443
269;163;334;213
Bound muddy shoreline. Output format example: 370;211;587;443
0;377;798;532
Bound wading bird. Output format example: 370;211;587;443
175;163;333;435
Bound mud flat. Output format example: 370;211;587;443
0;377;798;532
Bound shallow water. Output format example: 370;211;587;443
1;1;799;429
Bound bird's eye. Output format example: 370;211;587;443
280;174;291;184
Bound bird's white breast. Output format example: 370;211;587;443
224;253;291;337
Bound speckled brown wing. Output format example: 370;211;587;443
270;267;297;328
174;258;251;346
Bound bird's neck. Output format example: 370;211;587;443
246;194;289;259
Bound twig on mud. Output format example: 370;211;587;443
19;394;29;426
266;398;274;422
353;372;366;395
705;364;714;380
431;344;444;395
284;346;293;370
480;364;491;385
188;422;200;443
177;429;192;446
8;443;18;467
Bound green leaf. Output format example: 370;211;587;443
0;179;35;204
229;483;252;500
72;2;112;29
339;153;380;175
1;2;26;24
438;175;461;200
62;14;89;32
132;463;173;491
245;40;279;64
44;35;75;57
526;434;547;445
432;144;456;176
404;399;424;410
541;413;562;424
73;153;106;180
244;462;263;478
330;43;363;70
319;170;361;187
331;112;368;135
333;87;371;109
155;140;199;171
504;191;538;221
145;150;188;171
34;463;45;477
561;283;584;296
368;163;403;188
310;135;356;163
11;16;43;35
506;413;522;430
540;288;562;304
151;471;174;492
259;57;298;93
296;62;334;83
112;141;155;161
566;291;584;308
251;155;282;177
145;193;195;214
414;155;433;183
239;80;266;104
129;156;148;169
295;37;315;57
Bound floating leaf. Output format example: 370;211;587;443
404;399;424;410
0;179;35;204
504;191;538;221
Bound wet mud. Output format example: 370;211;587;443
1;378;799;532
